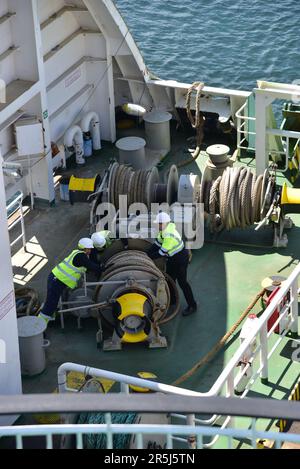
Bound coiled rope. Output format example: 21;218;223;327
15;288;40;317
94;250;180;326
178;81;205;168
207;167;267;232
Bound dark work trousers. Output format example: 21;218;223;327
41;273;67;318
166;249;197;308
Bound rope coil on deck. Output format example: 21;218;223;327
108;163;160;209
94;251;180;327
106;162;179;210
206;167;269;232
15;288;40;317
178;81;205;168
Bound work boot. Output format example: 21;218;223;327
38;312;56;325
182;304;197;316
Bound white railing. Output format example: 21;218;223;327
1;421;300;450
56;262;300;447
6;191;26;250
236;100;300;171
236;99;256;152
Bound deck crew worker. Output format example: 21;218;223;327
90;231;112;262
147;212;197;316
90;230;129;262
38;238;103;324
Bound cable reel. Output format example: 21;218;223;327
201;160;299;247
94;251;176;351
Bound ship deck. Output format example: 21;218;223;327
10;122;300;449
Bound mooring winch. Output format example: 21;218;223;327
89;161;181;233
93;249;178;351
200;151;300;247
88;150;300;250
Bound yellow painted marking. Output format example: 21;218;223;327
122;330;148;344
33;371;115;424
117;293;146;320
69;176;97;192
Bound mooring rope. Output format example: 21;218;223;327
172;289;265;386
178;81;205;168
205;167;266;232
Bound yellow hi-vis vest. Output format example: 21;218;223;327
155;223;184;257
52;250;87;289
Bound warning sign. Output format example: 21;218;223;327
0;291;15;321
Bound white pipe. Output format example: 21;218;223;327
64;125;83;148
80;112;101;151
57;363;201;396
64;126;85;165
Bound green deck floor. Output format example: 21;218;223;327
10;123;300;448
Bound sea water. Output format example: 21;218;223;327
115;0;300;92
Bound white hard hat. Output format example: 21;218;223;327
155;212;171;224
91;232;106;249
78;238;94;249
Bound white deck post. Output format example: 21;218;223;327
255;92;269;175
260;324;268;383
226;371;235;429
290;279;299;337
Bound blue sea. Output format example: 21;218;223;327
115;0;300;92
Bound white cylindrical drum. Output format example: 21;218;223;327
116;137;146;169
91;121;101;151
143;110;172;153
18;316;49;376
206;144;230;164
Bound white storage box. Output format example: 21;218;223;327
15;118;44;156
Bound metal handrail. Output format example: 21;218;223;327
1;423;300;450
235;100;256;121
1;394;300;450
236;99;300;167
209;263;299;396
1;393;300;421
235;98;256;152
2;423;300;450
6;191;26;250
